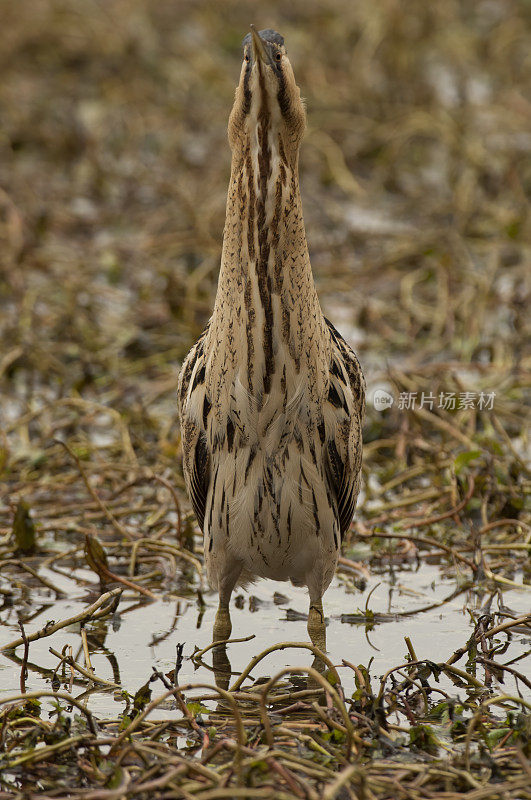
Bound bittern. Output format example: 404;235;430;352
178;27;364;649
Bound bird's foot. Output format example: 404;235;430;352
213;606;232;643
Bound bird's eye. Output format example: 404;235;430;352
244;54;250;62
275;52;282;62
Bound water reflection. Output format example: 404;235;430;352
1;565;529;715
212;644;231;691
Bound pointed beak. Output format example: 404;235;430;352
250;25;269;67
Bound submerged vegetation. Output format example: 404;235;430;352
0;0;529;797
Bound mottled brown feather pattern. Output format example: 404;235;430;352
177;30;364;613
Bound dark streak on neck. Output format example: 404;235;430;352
243;143;255;393
255;69;274;399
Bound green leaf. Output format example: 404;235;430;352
132;681;152;716
325;669;338;686
331;728;346;743
7;698;41;720
186;701;209;717
409;724;439;754
454;450;481;474
119;715;131;730
106;766;125;790
484;728;511;749
427;701;450;723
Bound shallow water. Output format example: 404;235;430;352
1;560;529;718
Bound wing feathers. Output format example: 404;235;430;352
324;317;365;538
190;431;210;530
177;325;211;533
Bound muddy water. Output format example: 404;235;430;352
1;562;529;717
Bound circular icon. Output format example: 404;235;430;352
373;389;394;411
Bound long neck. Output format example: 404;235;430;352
207;123;327;410
220;126;315;288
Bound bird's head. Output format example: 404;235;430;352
228;26;306;164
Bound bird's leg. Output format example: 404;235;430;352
212;566;240;644
307;597;327;652
213;599;232;643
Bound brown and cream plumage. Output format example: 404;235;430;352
178;27;365;647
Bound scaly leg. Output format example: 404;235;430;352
307;598;327;652
212;565;241;644
213;602;232;642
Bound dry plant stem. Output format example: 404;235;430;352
0;690;97;734
394;669;432;712
0;345;23;378
0;587;122;651
110;683;246;782
337;555;371;577
266;757;307;799
54;769;132;800
201;687;324;704
128;538;203;583
377;658;485;702
404;636;418;662
341;659;369;694
464;694;531;771
379;459;452;493
446;613;531;666
482;567;527;590
152;669;205;742
478;518;531;536
265;748;333;777
150;472;183;543
56;397;137;465
322;765;360;800
18;621;28;694
311;700;350;739
406;474;475;528
0;559;65;594
4;734;90;769
514;747;531;781
229;641;341;692
192;634;256;662
84;534;157;599
491;413;530;473
482;543;531;551
81;627;93;671
56;439;135;540
477;657;531;692
258;666;359;759
376;486;451;512
359;530;477;571
132;766;188;794
411;406;477;448
49;646;119;687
